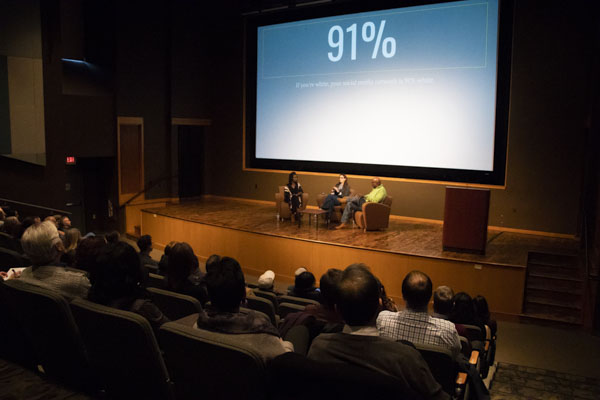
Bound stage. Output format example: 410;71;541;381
140;197;579;317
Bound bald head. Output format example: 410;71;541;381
402;270;433;311
371;177;381;188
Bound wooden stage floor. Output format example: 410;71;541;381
142;197;578;269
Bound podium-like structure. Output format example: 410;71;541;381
443;187;490;254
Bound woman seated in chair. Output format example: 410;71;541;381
320;174;351;219
163;242;209;306
284;171;303;221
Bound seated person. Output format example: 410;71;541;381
257;269;283;295
74;236;107;272
137;234;159;271
308;264;449;400
158;241;176;276
474;295;497;337
449;292;486;339
432;285;454;320
193;256;293;361
60;228;81;267
287;270;321;302
17;221;90;299
377;270;461;358
58;216;72;233
88;241;169;334
320;174;351;219
164;242;208;305
284;171;303;221
105;230;120;244
336;177;387;229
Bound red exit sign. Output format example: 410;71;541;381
66;156;76;165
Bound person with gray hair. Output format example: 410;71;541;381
432;285;454;320
17;221;90;299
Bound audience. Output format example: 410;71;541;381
164;242;208;305
257;269;276;291
193;256;293;361
105;230;121;244
88;241;169;333
288;270;321;302
377;270;461;358
17;221;90;299
75;235;107;272
449;292;486;339
158;241;176;275
61;228;82;266
58;216;72;233
308;264;449;400
205;254;222;273
137;234;159;271
474;295;497;337
433;285;454;320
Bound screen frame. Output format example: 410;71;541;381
244;0;514;186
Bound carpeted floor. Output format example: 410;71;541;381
0;358;95;400
490;362;600;400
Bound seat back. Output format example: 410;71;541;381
159;320;267;400
70;298;173;400
0;246;29;271
267;352;416;400
147;287;202;320
0;232;22;253
278;294;319;307
246;294;278;326
1;279;94;390
252;289;279;313
278;302;305;319
0;280;37;368
146;272;165;289
413;342;458;396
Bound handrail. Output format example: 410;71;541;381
0;198;72;215
120;174;177;208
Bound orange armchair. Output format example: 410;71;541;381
275;186;309;220
353;196;393;231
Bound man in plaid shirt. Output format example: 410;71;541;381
377;270;461;358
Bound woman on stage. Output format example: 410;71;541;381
320;174;350;219
284;172;303;221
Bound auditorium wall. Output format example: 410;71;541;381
202;0;596;236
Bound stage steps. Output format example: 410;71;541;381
522;251;583;325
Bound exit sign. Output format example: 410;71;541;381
66;156;76;165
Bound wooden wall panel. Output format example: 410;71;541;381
142;211;526;316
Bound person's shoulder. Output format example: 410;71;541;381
377;310;399;321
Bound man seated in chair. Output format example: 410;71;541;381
335;177;387;229
193;256;293;361
308;264;449;400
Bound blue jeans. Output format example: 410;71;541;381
341;196;365;223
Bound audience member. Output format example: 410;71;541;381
17;221;90;299
0;206;5;228
205;254;221;274
58;216;72;232
61;228;81;266
21;216;40;232
137;234;159;271
335;177;387;229
449;292;486;338
377;278;398;312
308;264;449;400
75;236;107;272
257;269;283;295
105;230;120;244
377;270;461;357
88;241;169;333
194;256;293;361
158;241;176;275
473;295;497;337
164;242;208;305
433;286;454;320
288;270;321;302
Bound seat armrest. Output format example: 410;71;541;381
455;372;467;385
469;350;480;365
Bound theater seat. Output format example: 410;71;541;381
1;279;95;391
0;280;37;369
70;297;173;400
414;342;479;400
146;272;165;289
278;294;319;307
353;196;393;232
159;317;268;400
0;246;29;271
278;302;305;319
246;294;279;326
252;289;279;313
267;352;418;400
147;286;202;320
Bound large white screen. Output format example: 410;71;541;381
256;0;499;172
